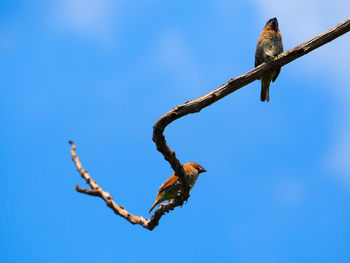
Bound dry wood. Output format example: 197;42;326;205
70;18;350;230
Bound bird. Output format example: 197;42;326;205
255;17;283;102
148;162;207;213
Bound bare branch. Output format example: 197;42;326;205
70;18;350;230
75;185;101;197
152;18;350;187
69;140;185;230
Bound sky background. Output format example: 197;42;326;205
1;1;350;262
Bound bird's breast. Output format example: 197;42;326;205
261;39;281;58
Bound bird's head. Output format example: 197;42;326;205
186;162;207;174
265;17;279;31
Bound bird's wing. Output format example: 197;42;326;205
158;174;178;193
158;164;196;193
255;40;265;82
255;42;265;67
272;40;283;82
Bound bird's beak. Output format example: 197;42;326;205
200;167;207;173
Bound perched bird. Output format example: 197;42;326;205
255;17;283;102
149;162;207;213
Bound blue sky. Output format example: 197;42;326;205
1;1;350;262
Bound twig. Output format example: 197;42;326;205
70;18;350;230
69;140;184;230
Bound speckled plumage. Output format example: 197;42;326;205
148;162;207;213
255;17;283;102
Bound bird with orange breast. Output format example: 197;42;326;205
255;17;283;102
149;162;207;213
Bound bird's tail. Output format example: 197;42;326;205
148;200;159;214
260;78;270;102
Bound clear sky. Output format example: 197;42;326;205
1;1;350;262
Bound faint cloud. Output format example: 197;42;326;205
276;180;305;207
252;0;320;41
251;1;350;28
50;0;118;45
0;26;18;52
328;118;350;184
252;0;350;185
156;30;203;92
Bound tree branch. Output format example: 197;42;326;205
152;18;350;185
69;140;186;230
70;18;350;230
